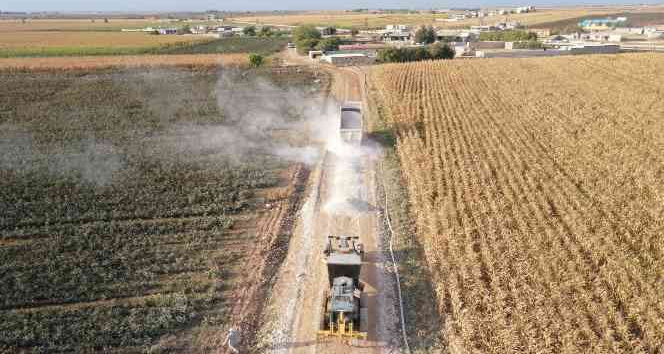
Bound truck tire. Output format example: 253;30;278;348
360;307;369;333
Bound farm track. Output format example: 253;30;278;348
256;51;400;353
371;53;664;352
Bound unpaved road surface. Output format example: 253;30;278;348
258;52;401;353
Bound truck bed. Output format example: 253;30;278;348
339;102;363;144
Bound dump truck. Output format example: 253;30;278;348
318;235;368;340
339;101;363;145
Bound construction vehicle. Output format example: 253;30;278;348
318;235;368;340
339;101;363;145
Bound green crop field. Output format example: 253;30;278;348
0;34;289;58
0;64;322;353
157;37;290;56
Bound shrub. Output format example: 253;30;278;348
259;26;273;37
513;40;543;49
315;37;342;51
428;42;456;59
242;26;256;36
248;53;264;67
177;25;191;35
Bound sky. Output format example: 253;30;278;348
2;0;661;12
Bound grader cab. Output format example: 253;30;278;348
318;235;368;340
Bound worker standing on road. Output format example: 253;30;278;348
225;327;240;353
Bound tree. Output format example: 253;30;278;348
104;18;109;23
259;26;273;37
351;28;359;37
177;25;191;35
316;37;341;51
293;25;322;54
428;42;455;59
415;25;436;44
479;30;537;41
248;53;263;67
243;26;256;36
321;27;337;35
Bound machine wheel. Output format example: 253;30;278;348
320;290;330;330
360;307;369;333
360;291;368;332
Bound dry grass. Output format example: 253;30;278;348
369;53;664;353
0;53;247;69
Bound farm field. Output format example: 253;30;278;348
0;31;215;57
0;31;211;49
0;53;248;69
368;53;664;353
229;6;664;29
0;17;289;58
158;37;289;55
0;18;171;32
0;64;324;353
0;36;288;58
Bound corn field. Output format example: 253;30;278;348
369;53;664;353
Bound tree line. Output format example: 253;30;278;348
292;25;343;54
378;43;455;63
479;30;538;41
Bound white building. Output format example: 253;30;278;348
190;25;208;34
321;53;376;66
470;25;495;33
383;25;412;42
386;24;410;31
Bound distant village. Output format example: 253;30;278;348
109;7;664;63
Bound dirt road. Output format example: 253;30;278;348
258;51;401;353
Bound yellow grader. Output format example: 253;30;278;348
318;235;368;340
